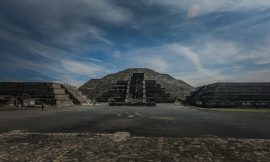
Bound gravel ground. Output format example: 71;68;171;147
0;130;269;162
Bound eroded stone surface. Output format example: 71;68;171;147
0;131;269;162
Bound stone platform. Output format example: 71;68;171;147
108;102;156;106
186;83;270;108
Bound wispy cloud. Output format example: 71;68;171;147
132;56;170;73
1;53;112;86
111;37;270;86
1;0;270;87
0;0;133;86
167;43;220;78
61;60;104;76
147;0;270;17
187;4;200;18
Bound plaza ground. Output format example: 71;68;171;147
1;131;270;162
1;104;270;138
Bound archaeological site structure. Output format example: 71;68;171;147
186;83;270;108
0;82;89;107
1;68;270;108
79;68;194;105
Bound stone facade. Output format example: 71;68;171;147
79;68;194;103
185;83;270;108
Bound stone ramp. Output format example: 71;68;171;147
62;84;90;105
186;83;270;108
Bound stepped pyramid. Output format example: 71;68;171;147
79;68;194;103
0;82;89;107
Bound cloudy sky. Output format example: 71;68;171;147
1;0;270;87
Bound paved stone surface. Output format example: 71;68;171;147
1;104;270;138
0;130;270;162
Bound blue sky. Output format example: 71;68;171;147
1;0;270;87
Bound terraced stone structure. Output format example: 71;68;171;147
79;68;194;103
0;82;88;107
186;83;270;108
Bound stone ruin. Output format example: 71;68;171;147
1;68;270;108
0;82;89;107
185;83;270;108
79;68;194;104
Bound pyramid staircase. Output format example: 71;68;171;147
125;73;145;103
89;72;173;104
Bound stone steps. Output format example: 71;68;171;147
61;84;89;105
